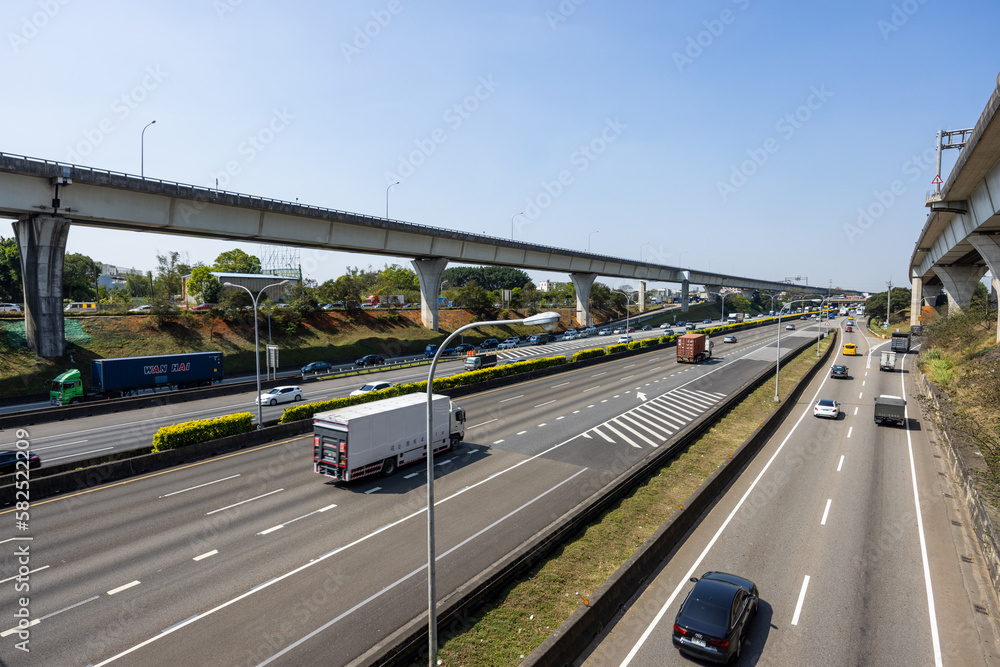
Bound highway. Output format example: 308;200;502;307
579;325;1000;666
0;320;812;665
0;324;686;468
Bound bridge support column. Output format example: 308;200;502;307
13;215;71;358
969;235;1000;342
909;275;924;328
638;281;646;313
569;272;596;327
411;257;448;331
680;278;690;313
934;264;987;317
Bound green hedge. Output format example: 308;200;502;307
605;343;628;355
658;334;678;345
152;412;255;452
278;355;569;424
571;348;606;362
639;337;658;348
627;340;642;350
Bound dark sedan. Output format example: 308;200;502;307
355;354;386;367
0;450;41;475
454;343;476;355
480;338;499;349
301;361;332;374
672;571;758;664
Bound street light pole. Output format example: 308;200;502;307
223;280;288;427
141;120;156;177
511;211;524;240
774;297;820;402
588;230;599;252
423;311;560;666
613;289;633;333
386;181;399;218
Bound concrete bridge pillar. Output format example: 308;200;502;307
968;235;1000;342
680;278;690;313
569;272;596;327
909;275;924;329
411;257;448;331
934;264;987;317
13;215;71;358
638;281;646;313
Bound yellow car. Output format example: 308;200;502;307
843;343;858;356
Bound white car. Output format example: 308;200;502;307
256;385;303;406
617;335;633;344
659;323;671;329
497;341;517;350
128;304;152;313
503;337;520;346
0;303;23;313
813;398;839;419
785;324;795;330
562;333;577;341
350;381;394;396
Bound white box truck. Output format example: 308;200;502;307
313;393;466;482
879;350;897;372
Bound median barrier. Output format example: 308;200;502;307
360;333;831;666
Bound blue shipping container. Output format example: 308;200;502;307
91;352;224;393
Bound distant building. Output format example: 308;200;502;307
537;280;565;293
181;272;298;304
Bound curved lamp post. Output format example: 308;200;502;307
424;310;560;665
223;280;289;427
386;181;399;218
141;120;156;177
587;230;599;252
774;297;820;402
612;289;633;332
511;211;524;240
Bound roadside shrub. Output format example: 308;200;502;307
152;412;254;452
605;343;627;355
572;348;606;362
627;341;642;350
658;335;677;345
639;337;658;348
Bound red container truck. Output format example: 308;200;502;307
676;333;713;363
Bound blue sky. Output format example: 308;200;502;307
2;0;997;293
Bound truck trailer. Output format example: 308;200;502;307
676;333;713;363
874;395;906;426
890;332;911;353
464;353;497;371
879;350;897;372
313;393;466;482
49;352;224;405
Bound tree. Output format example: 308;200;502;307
187;266;219;304
452;281;493;314
0;237;22;302
123;270;152;298
214;249;261;274
154;251;191;301
441;266;531;290
376;264;419;292
63;253;99;301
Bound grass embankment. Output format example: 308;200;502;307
431;334;835;665
0;310;571;399
916;307;1000;505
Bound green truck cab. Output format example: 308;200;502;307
50;369;85;405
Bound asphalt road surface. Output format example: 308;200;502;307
579;325;1000;666
0;322;816;665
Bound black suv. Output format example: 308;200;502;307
830;365;849;379
355;354;386;367
480;339;499;349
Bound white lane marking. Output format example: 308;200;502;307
593;428;616;443
837;455;844;472
205;489;283;515
859;392;863;399
592;371;606;377
538;423;547;427
587;405;594;408
259;526;283;535
584;386;602;393
257;468;589;666
160;474;241;498
44;447;114;462
847;427;853;438
0;594;100;637
623;364;636;369
108;580;141;596
820;499;832;525
619;356;838;666
162;615;199;634
574;410;581;413
467;419;497;429
0;619;39;637
516;430;528;435
854;406;858;416
31;439;88;451
493;439;504;444
435;459;453;467
791;575;810;625
551;382;571;388
534;400;557;408
0;565;48;584
556;416;565;420
364;487;382;494
901;353;943;665
193;550;218;561
621;375;634;381
862;380;866;387
404;472;420;479
499;395;523;403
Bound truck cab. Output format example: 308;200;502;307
50;369;84;405
464;353;497;371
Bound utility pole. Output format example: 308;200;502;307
885;279;892;331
